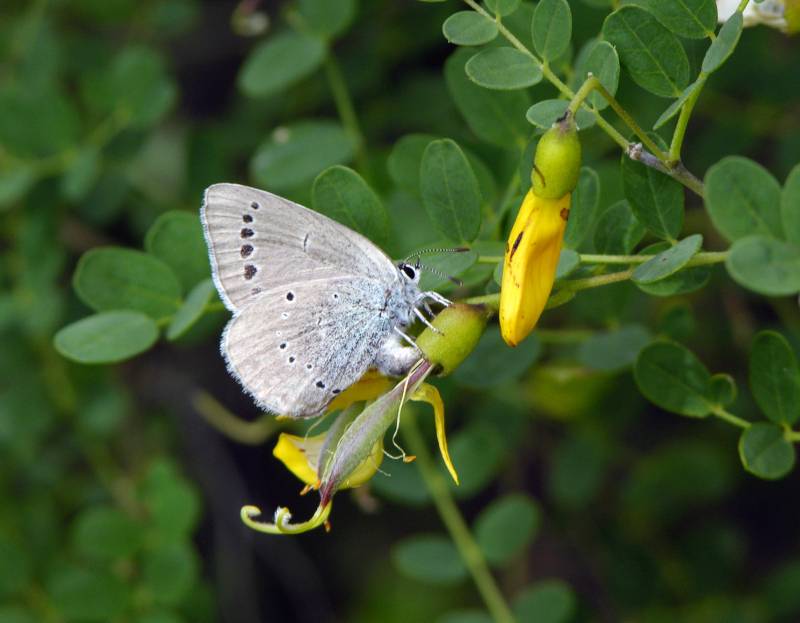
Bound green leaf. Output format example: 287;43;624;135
474;494;540;566
71;506;142;560
708;373;737;407
603;6;689;97
702;12;743;74
726;235;800;296
532;0;572;61
444;49;530;147
49;566;129;622
782;163;800;246
555;249;580;280
749;331;800;426
61;147;100;202
622;150;684;240
251;121;355;191
578;325;652;372
634;341;713;417
577;40;620;110
81;46;176;128
485;0;520;16
634;241;711;296
392;534;467;585
513;580;576;623
0;607;37;623
453;327;541;388
54;311;159;364
632;234;703;284
705;156;783;242
387;133;438;194
525;99;595;130
0;536;32;596
449;422;506;498
442;11;499;46
166;279;216;341
549;433;608;509
0;85;80;158
141;460;201;540
142;542;198;605
564;167;600;249
738;423;795;480
312;165;389;245
653;80;701;130
238;31;326;97
465;48;542;90
298;0;355;39
0;162;36;207
145;211;210;292
419;139;482;242
74;248;182;319
626;0;717;38
593;200;645;254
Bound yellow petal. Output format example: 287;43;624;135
326;371;394;413
410;383;459;485
272;432;325;486
499;189;570;347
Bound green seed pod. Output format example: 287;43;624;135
416;303;489;376
531;112;582;200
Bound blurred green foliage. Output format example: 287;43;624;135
3;0;800;621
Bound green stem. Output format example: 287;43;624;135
323;54;369;174
192;391;279;445
710;406;751;429
561;268;635;291
668;73;707;163
404;412;516;623
534;328;594;343
478;251;728;268
786;430;800;443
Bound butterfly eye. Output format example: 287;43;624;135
401;264;416;280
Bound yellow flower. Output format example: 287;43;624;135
500;190;570;347
499;113;581;347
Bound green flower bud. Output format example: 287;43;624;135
416;303;489;375
531;112;582;200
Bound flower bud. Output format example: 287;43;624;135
531;114;581;200
416;303;489;375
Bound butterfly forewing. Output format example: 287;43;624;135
223;278;396;417
202;183;397;312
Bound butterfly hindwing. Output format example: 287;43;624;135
201;183;397;312
223;278;395;418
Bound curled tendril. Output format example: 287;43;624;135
240;502;332;535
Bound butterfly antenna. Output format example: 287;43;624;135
416;262;463;287
404;246;470;262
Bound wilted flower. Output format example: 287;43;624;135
500;113;581;347
717;0;799;32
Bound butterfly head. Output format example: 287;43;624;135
397;261;421;285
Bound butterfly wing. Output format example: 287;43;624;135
201;183;397;312
222;277;396;418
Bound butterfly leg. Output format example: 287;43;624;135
419;291;452;307
413;307;441;334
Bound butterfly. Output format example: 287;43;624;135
201;183;449;418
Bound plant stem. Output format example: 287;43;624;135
668;74;707;163
786;430;800;443
711;406;751;429
404;412;517;623
561;268;635;291
192;390;280;445
580;250;729;266
323;53;369;174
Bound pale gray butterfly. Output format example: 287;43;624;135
201;183;449;419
